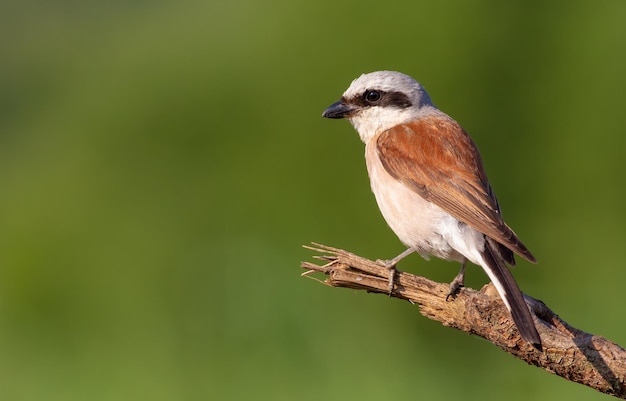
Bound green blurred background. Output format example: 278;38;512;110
1;0;625;400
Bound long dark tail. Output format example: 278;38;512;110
481;238;541;347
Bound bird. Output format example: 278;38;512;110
322;71;541;347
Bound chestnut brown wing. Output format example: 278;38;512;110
376;116;535;263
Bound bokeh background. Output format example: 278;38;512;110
1;1;625;400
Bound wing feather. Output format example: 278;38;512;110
376;117;535;263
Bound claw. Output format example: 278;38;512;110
446;260;467;301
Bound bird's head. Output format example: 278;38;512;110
322;71;435;142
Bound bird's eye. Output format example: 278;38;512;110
364;90;382;104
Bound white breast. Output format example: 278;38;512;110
364;138;485;266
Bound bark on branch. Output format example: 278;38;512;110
301;243;626;398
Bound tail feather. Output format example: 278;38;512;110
481;238;541;347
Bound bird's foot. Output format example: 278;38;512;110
375;248;416;295
446;274;464;301
375;259;397;296
446;261;467;301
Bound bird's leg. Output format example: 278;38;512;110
377;247;415;295
446;260;467;301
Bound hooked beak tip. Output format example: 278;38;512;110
322;100;354;119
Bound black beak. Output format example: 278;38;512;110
322;100;355;119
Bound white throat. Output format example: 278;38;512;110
348;105;438;143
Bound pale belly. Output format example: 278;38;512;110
365;142;485;266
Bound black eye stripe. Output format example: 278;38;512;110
347;90;412;109
383;91;412;108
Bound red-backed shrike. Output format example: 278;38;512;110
322;71;541;347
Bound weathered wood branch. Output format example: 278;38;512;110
301;243;626;398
